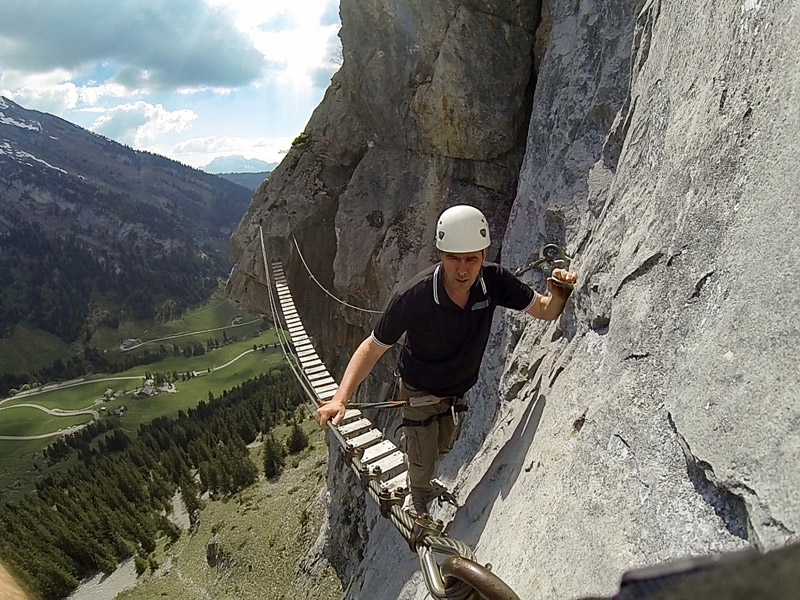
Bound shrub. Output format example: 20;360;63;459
134;556;148;576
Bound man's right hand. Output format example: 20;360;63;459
316;398;347;429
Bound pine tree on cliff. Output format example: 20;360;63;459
263;434;284;479
287;421;309;454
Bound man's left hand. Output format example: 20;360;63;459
547;268;578;296
525;268;579;321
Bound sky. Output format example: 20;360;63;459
0;0;342;170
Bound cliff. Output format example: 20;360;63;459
226;0;799;598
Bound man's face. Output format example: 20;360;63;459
441;250;486;293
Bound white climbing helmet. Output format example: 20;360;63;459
435;205;491;253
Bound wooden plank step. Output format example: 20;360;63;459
340;409;362;425
370;451;406;479
307;371;331;382
337;418;373;437
313;383;338;395
380;471;408;495
317;388;336;402
304;364;328;375
361;440;398;465
347;429;383;449
310;376;335;387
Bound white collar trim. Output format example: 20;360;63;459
433;264;441;305
434;265;487;305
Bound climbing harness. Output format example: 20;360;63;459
400;404;469;430
515;243;575;290
258;227;520;600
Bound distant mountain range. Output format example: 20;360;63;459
0;96;253;349
203;155;278;174
218;171;270;190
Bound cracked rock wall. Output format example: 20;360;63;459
227;0;799;598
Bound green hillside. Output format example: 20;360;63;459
0;298;284;497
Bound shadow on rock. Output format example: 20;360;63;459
446;395;546;547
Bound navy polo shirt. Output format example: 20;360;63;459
371;262;536;397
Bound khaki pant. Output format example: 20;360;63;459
398;381;464;515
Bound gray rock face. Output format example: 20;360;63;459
227;0;799;598
411;5;534;159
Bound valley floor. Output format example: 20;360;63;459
115;427;342;600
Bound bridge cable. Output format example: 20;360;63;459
291;234;382;314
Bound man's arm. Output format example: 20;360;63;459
526;268;578;321
316;336;389;428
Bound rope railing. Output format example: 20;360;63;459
291;234;382;314
257;227;520;600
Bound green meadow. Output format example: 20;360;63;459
1;329;282;433
0;288;264;377
0;324;71;374
117;344;285;429
0;294;300;497
91;291;265;365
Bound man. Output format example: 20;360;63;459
317;205;577;517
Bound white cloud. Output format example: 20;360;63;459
0;0;264;91
1;69;80;113
208;0;341;88
90;102;197;146
0;0;340;167
78;83;133;105
1;68;136;114
171;134;295;167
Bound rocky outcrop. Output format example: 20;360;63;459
227;0;799;598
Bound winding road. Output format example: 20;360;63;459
1;376;145;406
0;347;267;441
120;318;261;351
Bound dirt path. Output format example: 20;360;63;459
67;559;138;600
121;319;261;351
0;403;99;419
0;563;30;600
1;376;143;405
0;350;259;441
